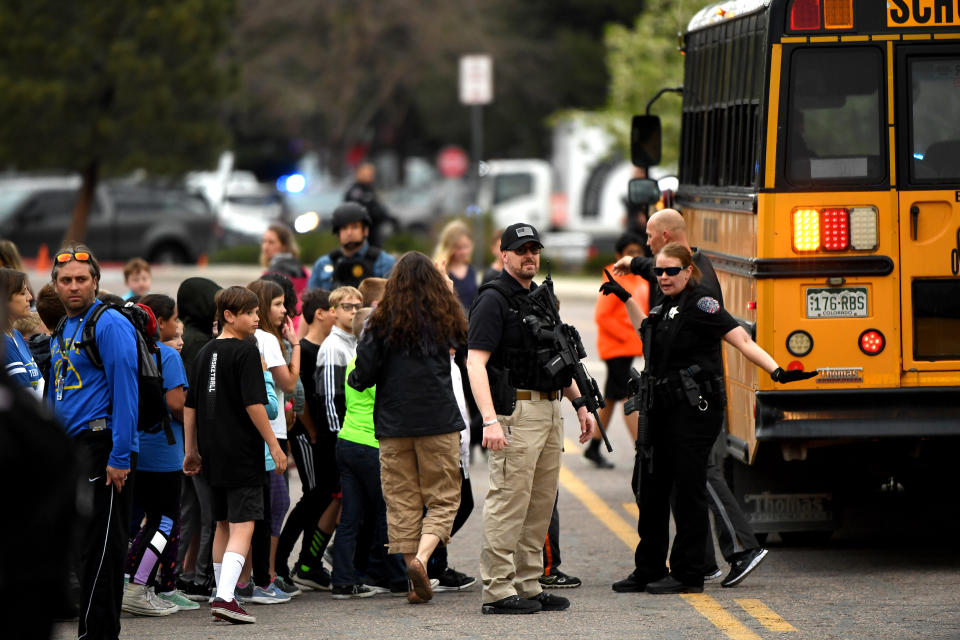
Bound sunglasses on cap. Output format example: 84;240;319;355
653;266;685;277
55;250;92;263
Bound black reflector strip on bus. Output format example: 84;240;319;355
701;250;894;279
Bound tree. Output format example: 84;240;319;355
0;0;235;246
602;0;712;170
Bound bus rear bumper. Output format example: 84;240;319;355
755;387;960;440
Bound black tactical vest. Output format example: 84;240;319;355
475;279;571;392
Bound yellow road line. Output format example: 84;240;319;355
736;599;798;632
681;594;764;640
622;501;639;519
557;466;639;549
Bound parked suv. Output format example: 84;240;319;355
0;177;217;263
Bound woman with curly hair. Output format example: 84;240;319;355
348;251;469;605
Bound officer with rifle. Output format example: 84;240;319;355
600;243;816;595
467;222;597;615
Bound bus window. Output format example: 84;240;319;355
913;279;960;360
785;47;885;186
909;58;960;183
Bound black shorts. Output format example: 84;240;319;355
604;356;635;400
212;485;264;523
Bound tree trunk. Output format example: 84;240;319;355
63;160;99;248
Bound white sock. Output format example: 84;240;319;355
213;562;222;591
216;552;245;602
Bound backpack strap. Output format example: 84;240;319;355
77;303;113;370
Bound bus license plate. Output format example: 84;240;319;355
805;287;868;318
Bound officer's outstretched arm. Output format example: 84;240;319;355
466;348;507;451
723;326;779;374
599;269;647;332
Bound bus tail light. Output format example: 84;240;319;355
823;0;853;29
789;0;821;30
787;361;805;371
793;209;820;251
821;208;849;250
786;330;813;357
859;329;885;355
849;207;878;250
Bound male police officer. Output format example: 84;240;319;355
467;223;596;614
307;202;395;291
50;245;139;640
611;210;768;590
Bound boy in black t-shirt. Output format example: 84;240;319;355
183;286;287;624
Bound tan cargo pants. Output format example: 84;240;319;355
379;431;462;555
481;396;563;602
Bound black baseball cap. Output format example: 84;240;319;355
500;223;543;252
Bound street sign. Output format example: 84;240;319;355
437;145;469;178
459;54;493;105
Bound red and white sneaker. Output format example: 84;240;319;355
211;597;256;624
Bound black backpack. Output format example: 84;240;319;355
55;302;173;444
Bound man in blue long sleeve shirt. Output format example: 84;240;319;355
50;245;139;640
306;202;395;291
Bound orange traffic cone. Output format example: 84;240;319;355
36;243;51;272
197;253;208;267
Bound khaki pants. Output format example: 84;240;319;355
481;397;563;602
378;431;461;555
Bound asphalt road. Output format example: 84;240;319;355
43;265;960;640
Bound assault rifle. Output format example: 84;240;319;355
623;367;653;498
523;269;613;452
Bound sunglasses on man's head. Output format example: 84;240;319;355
55;250;91;263
653;266;685;277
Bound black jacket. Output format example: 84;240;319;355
348;330;468;440
176;277;222;382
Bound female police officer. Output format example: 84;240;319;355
600;242;816;594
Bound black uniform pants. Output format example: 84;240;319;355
74;430;135;640
277;427;338;577
632;401;721;586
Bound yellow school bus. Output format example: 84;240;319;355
638;0;960;537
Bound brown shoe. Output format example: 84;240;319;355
406;558;432;602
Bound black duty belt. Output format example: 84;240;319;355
650;374;724;408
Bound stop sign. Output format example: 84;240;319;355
437;146;469;179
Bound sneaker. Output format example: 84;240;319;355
482;594;542;615
704;567;724;581
292;565;332;591
121;583;177;616
433;567;477;592
722;548;768;588
210;597;256;624
273;575;302;597
332;584;376;599
157;589;200;611
251;584;291;604
538;570;581;589
526;591;570;611
179;579;212;602
235;582;253;600
584;445;615;469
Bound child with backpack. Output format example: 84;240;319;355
122;294;195;615
182;286;287;625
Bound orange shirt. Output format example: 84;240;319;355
595;264;649;360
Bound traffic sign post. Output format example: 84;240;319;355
460;54;493;270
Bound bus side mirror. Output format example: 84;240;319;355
627;178;661;207
631;115;662;167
